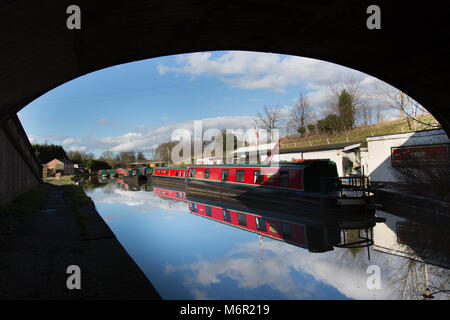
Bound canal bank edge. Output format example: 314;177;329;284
0;179;161;299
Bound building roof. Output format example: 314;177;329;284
279;142;360;154
47;158;74;165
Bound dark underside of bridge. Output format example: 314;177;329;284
0;0;449;133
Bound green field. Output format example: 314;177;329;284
280;114;440;149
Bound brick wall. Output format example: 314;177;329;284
0;115;42;205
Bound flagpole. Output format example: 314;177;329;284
255;120;259;164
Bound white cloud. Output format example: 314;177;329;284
165;240;394;300
68;145;87;152
92;114;257;153
62;137;82;145
157;51;382;100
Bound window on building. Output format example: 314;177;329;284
279;171;289;187
255;217;267;232
253;170;264;184
204;168;210;179
282;223;291;238
189;168;196;177
237;213;247;226
236;170;245;183
223;209;231;222
205;206;212;217
222;169;229;181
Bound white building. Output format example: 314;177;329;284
366;129;449;183
261;142;362;177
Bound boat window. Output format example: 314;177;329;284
236;170;245;183
282;223;291;238
237;213;247;226
189;168;196;177
184;171;187;177
222;169;229;181
190;202;198;212
253;170;264;184
223;209;231;222
279;171;289;187
164;170;167;175
255;217;267;232
176;171;179;177
204;168;210;179
205;206;212;217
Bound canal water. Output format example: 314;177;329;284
84;177;450;300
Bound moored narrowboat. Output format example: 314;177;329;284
98;169;109;177
185;160;372;214
152;167;188;179
151;167;188;189
138;166;152;176
116;168;138;177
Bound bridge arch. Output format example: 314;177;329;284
1;1;449;134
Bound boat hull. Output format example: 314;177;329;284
185;178;370;215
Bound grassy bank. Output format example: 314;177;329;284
0;183;53;217
47;175;95;238
280;114;440;149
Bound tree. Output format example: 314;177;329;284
137;151;146;161
67;150;94;164
33;143;68;164
155;141;178;164
86;159;111;171
296;126;306;135
316;114;339;133
307;123;316;134
288;93;313;134
257;105;285;140
375;83;440;130
337;89;356;130
324;79;362;130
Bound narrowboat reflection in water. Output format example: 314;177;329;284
153;186;187;202
187;196;381;254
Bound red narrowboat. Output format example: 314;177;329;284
152;167;188;179
185;160;371;214
187;198;377;253
151;167;188;190
153;186;187;202
116;168;138;177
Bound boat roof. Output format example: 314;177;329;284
153;166;187;170
187;160;333;168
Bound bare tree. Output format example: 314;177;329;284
287;93;314;134
257;105;285;140
375;83;440;129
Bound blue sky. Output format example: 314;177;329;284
18;51;397;158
